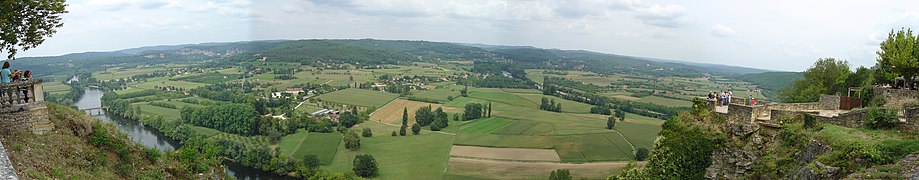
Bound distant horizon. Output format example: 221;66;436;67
13;38;786;73
14;1;919;72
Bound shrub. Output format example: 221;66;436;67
353;154;378;178
865;107;897;129
362;128;372;137
412;123;421;135
303;155;321;169
635;147;650;161
344;131;361;151
391;131;397;136
548;169;572;180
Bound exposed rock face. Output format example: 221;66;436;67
705;122;764;179
791;140;838;179
899;154;919;180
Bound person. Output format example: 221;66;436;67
750;95;756;106
707;91;715;99
1;61;10;84
715;91;722;106
727;90;733;104
722;91;729;106
19;70;31;100
10;69;20;81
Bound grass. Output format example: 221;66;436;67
43;82;71;94
409;87;462;103
277;129;343;164
453;134;554;149
323;133;454;179
513;93;595;114
467;91;538;109
132;77;207;90
454;117;516;134
135;104;181;121
187;125;222;137
636;96;692;107
315;88;398;108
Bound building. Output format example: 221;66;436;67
286;88;304;94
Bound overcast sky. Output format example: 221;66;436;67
16;0;919;71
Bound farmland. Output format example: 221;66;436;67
315;88;399;108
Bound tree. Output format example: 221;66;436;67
302;155;320;169
488;103;492;117
339;112;358;128
0;0;67;59
607;116;616;129
780;58;852;103
877;28;919;88
616;109;625;122
353;154;378;178
463;103;484;120
362;127;372;137
635;147;650;161
411;123;421;135
548;169;572;180
400;107;408;136
431;107;449;131
391;131;397;136
415;105;434;126
344;130;361;151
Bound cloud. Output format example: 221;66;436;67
633;4;688;28
711;23;737;38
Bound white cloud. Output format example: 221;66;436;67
633;4;688;28
711;23;736;38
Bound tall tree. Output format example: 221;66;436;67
353;154;378;178
877;28;919;88
780;58;852;102
400;107;408;136
488;103;492;117
0;0;67;59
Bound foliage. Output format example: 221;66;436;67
591;106;612;115
876;28;919;88
400;107;408;136
607;116;616;129
415;105;434;126
540;97;562;112
635;148;649;161
613;111;726;179
180;103;259;135
865;107;898;129
352;154;378;178
780;58;853;103
0;0;67;59
411;123;421;135
430;107;449;131
362;127;372;137
548;169;572;180
344;130;361;151
736;72;803;100
463;103;484;120
303;155;321;170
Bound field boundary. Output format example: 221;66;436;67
610;130;636;153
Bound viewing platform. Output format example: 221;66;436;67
0;79;53;180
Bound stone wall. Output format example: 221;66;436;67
0;141;16;179
818;95;840;110
728;103;766;122
0;102;51;135
766;102;822;111
875;87;918;109
899;107;919;132
769;109;813;123
815;108;867;128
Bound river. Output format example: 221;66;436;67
75;88;295;180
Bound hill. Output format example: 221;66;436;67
0;103;202;179
736;71;802;100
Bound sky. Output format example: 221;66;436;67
15;0;919;71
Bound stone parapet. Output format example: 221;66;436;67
728;103;767;123
0;141;16;180
818;95;841;110
0;102;51;135
899;107;919;131
815;108;867;128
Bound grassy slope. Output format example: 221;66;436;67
277;130;342;164
1;103;193;179
324;132;454;180
316;88;399;108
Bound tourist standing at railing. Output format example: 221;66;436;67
19;70;31;99
1;61;10;84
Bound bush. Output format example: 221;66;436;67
344;131;361;151
353;154;378;178
391;131;397;136
362;128;372;137
548;169;572;180
303;155;321;169
635;147;650;161
412;123;421;135
865;107;898;129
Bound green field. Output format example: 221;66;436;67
43;81;71;94
132;77;207;90
315;88;398;108
453;117;516;134
513;93;594;114
187;125;222;137
278;130;343;164
408;86;462;103
135;103;181;121
324;132;454;180
467;91;538;109
636;96;692;107
453;134;554;149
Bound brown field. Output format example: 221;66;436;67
450;145;561;161
447;158;637;180
612;95;640;101
369;99;458;125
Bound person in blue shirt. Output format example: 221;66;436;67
1;61;10;84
